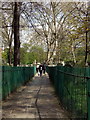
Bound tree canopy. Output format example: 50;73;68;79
1;2;90;66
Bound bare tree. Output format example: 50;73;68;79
22;2;72;63
2;2;14;65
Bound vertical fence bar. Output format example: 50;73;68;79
0;66;2;101
87;67;90;120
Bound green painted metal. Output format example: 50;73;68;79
86;67;90;120
47;66;88;119
0;66;2;101
2;66;36;100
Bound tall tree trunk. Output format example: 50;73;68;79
85;30;88;66
85;10;88;66
85;2;90;66
8;27;13;65
71;44;76;64
87;2;90;65
8;42;12;65
13;2;21;66
47;47;49;62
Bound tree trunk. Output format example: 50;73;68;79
8;42;12;65
8;27;13;65
85;2;90;66
71;44;76;64
13;2;21;66
85;30;88;66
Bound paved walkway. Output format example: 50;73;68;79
2;74;70;119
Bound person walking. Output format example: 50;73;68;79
36;63;39;74
42;63;46;74
39;64;43;77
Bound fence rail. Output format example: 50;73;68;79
2;66;36;100
47;66;90;119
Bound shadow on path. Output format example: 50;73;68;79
2;74;70;119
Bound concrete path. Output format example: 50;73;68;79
2;74;70;119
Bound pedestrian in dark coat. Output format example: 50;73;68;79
42;63;46;74
39;64;43;76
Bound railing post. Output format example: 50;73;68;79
86;67;90;120
0;66;2;101
55;66;58;95
2;66;4;100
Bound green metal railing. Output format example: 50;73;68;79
47;66;90;119
2;66;36;100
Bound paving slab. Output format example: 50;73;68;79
2;74;70;119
